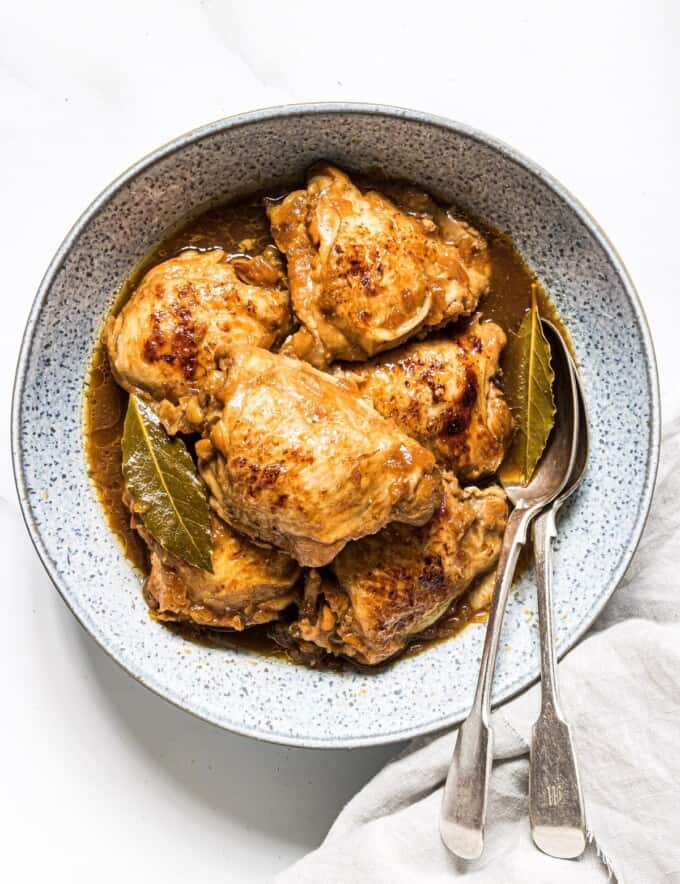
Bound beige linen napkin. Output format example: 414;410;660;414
277;419;680;884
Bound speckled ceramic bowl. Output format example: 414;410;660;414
12;104;659;748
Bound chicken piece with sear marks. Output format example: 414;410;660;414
267;164;490;367
334;320;513;481
286;473;508;665
196;344;442;567
141;511;301;630
105;247;292;433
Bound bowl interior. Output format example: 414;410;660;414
14;106;658;747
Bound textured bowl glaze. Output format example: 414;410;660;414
12;104;660;748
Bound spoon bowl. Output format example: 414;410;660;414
543;320;590;507
502;324;580;513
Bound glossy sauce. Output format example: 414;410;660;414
84;182;561;665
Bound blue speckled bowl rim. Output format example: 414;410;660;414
12;103;661;748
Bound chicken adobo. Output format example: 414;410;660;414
287;474;508;664
142;512;300;630
85;164;550;668
196;344;440;567
105;246;292;433
334;320;513;481
268;165;490;367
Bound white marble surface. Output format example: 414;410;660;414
1;1;678;881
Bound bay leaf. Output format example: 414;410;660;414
122;395;213;572
499;285;556;486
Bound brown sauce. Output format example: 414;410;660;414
85;346;148;572
84;181;562;666
160;620;294;660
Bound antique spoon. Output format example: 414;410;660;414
529;322;588;859
440;319;580;861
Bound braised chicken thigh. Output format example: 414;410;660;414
105;247;292;433
143;513;300;629
335;320;513;480
268;165;490;367
196;345;442;567
288;473;508;664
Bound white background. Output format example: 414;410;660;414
1;1;678;881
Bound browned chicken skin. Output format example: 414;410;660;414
196;345;442;567
144;513;301;630
268;165;490;367
334;320;513;481
288;473;508;664
105;247;292;433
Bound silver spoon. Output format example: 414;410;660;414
440;318;580;861
529;322;588;859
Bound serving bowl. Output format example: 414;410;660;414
12;103;659;748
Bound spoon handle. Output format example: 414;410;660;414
440;506;530;860
529;508;586;859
